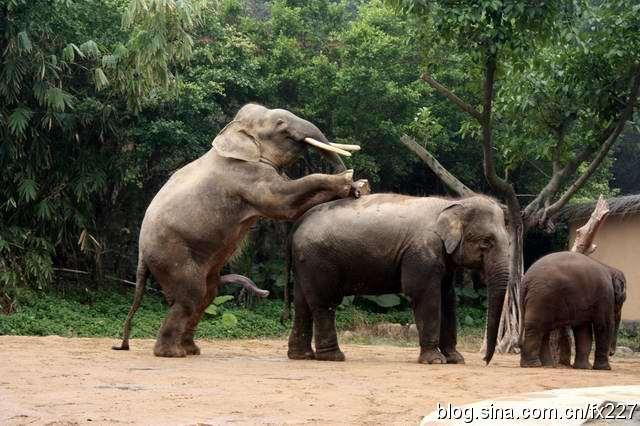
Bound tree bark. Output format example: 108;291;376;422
570;195;610;254
399;135;475;197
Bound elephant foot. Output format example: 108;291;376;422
182;341;201;356
441;348;465;364
593;361;611;371
418;348;446;365
541;358;555;368
520;358;542;368
572;360;592;370
315;348;346;362
154;341;187;358
558;357;571;367
287;349;316;360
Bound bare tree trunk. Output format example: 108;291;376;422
570;195;610;254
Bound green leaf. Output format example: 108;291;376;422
362;294;402;308
44;87;74;111
62;43;84;62
17;31;32;52
213;295;234;306
204;304;218;316
221;312;238;328
79;40;100;59
459;287;479;299
8;107;32;136
94;68;109;90
464;315;475;326
17;179;38;202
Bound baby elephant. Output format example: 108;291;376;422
520;251;626;370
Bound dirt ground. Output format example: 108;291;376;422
1;336;640;425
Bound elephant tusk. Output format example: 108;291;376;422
329;142;361;151
304;137;352;157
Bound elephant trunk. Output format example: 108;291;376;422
483;260;509;365
291;119;347;173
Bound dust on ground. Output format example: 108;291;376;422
1;336;639;425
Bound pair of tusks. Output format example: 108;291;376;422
304;137;361;157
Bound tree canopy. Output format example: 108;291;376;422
1;0;638;316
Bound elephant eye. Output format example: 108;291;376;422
480;236;494;249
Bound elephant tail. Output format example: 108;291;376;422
280;227;294;324
112;259;149;351
220;274;269;297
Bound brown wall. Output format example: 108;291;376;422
569;215;640;321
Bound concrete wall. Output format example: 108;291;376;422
569;215;640;321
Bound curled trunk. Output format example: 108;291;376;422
292;120;347;173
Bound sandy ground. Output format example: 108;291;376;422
1;336;640;425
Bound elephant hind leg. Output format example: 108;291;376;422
519;323;543;368
572;323;593;369
287;288;315;360
593;318;613;370
154;267;206;358
539;332;554;367
558;327;572;367
439;271;464;364
181;273;220;356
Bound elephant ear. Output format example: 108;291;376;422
212;121;260;162
435;203;464;255
611;270;627;306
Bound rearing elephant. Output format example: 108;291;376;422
113;104;364;357
287;194;510;364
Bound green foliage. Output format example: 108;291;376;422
1;0;636;325
204;294;235;318
361;294;403;308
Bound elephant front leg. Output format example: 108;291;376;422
572;324;593;369
412;294;446;364
247;170;359;221
439;272;464;364
312;307;345;361
288;290;315;360
403;262;446;365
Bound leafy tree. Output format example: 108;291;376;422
0;0;205;308
388;0;640;351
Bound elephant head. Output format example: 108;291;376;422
435;195;510;364
212;104;358;172
609;267;627;356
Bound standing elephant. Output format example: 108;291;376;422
113;103;364;357
287;194;510;365
520;251;626;370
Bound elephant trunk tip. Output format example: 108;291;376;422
111;342;129;351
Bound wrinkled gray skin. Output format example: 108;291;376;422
287;194;510;365
113;104;364;357
520;251;626;370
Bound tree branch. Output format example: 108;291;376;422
399;134;475;197
480;52;515;200
544;63;640;218
421;73;483;121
